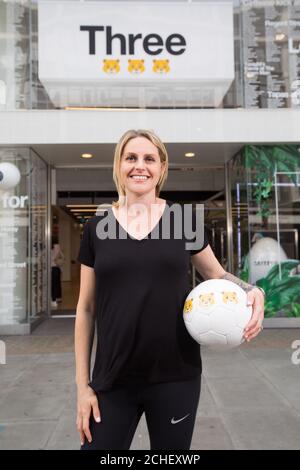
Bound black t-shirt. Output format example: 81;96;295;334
77;200;209;392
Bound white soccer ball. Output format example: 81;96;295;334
183;279;252;350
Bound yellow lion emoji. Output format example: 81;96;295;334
152;59;170;74
102;59;120;74
183;298;193;314
222;291;238;304
128;59;145;74
199;293;215;307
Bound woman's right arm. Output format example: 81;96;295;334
75;264;101;446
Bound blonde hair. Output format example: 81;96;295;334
112;129;169;208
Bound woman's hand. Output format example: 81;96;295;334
76;385;101;446
244;287;265;342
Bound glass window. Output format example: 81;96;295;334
231;144;300;318
0;147;48;333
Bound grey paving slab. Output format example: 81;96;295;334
221;407;300;450
36;352;75;365
1;327;299;450
32;318;75;336
45;415;79;450
243;351;299;377
206;376;289;410
196;381;219;417
64;390;77;411
0;382;71;421
0;420;57;450
12;361;75;387
241;346;295;363
191;416;235;450
254;367;300;412
240;348;300;411
201;348;259;378
0;354;41;387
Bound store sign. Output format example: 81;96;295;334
79;26;187;56
1;194;28;209
38;1;234;107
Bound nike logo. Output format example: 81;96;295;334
171;414;190;424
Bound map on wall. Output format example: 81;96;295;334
242;0;300;108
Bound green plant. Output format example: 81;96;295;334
243;145;299;218
256;260;300;318
284;303;300;317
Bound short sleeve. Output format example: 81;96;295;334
189;207;209;257
77;220;95;267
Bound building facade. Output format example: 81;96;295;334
0;0;299;334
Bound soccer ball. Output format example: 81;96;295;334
183;279;252;350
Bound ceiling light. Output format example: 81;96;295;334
185;152;195;158
275;33;286;41
81;153;93;159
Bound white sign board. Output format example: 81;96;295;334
38;1;234;107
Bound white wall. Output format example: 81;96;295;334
0;109;300;145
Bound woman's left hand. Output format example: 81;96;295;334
244;288;265;342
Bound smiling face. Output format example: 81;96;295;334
120;136;165;198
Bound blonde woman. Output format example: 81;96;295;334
75;129;264;450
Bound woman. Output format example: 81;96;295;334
75;129;264;450
51;237;64;308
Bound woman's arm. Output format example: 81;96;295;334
191;244;255;291
191;244;264;342
75;264;100;446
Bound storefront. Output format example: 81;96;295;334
0;148;49;334
230;144;300;325
0;0;299;334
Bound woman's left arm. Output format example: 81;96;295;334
191;245;264;342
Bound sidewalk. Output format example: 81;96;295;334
0;318;300;450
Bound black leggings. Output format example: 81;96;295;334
81;375;201;450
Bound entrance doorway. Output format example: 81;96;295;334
49;165;229;317
50;206;81;317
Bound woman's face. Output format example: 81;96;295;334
120;136;165;198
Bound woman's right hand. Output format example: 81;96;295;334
76;385;101;446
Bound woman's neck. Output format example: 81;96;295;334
121;193;158;211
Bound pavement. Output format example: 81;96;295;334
0;318;300;450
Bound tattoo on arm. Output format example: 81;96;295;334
220;272;254;294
